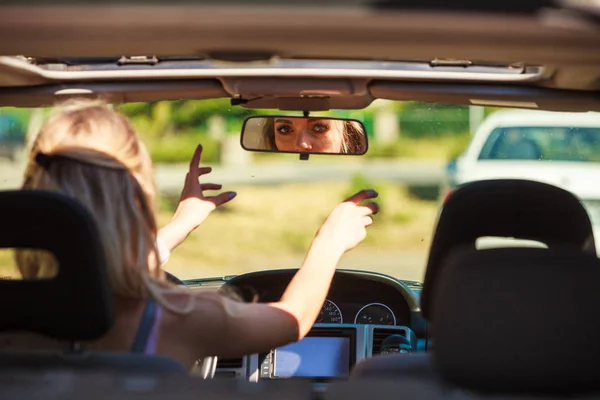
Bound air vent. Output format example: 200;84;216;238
217;357;243;369
372;328;404;356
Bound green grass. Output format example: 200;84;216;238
157;180;438;278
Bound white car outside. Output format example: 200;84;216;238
445;109;600;253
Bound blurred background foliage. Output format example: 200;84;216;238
1;99;495;164
117;99;488;163
0;99;498;279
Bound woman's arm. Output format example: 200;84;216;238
268;238;344;337
156;235;172;265
187;189;379;359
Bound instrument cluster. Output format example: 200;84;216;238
318;299;397;326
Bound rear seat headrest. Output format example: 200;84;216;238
0;190;113;341
421;179;594;320
432;247;600;395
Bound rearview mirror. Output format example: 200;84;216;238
241;116;368;155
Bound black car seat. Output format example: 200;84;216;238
431;246;600;395
351;179;594;381
353;246;600;396
0;370;315;400
421;179;594;321
0;190;186;374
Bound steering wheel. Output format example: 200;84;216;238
164;270;218;379
164;271;187;286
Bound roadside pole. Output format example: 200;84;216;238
469;106;485;135
373;100;400;143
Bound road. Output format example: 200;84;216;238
153;159;444;195
0;159;445;195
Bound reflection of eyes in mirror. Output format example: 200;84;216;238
0;248;59;281
242;116;368;155
275;119;332;136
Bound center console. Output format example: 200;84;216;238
220;323;418;384
258;327;357;381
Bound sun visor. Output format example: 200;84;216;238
0;80;228;108
221;77;373;111
369;81;600;112
220;78;366;98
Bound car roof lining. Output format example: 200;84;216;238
0;5;598;110
1;6;598;67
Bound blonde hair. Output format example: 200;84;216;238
17;99;193;314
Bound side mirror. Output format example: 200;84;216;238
240;116;368;156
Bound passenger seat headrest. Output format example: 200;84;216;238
432;247;600;395
0;190;113;341
421;179;594;320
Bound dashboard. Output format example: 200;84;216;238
184;269;428;383
221;269;420;328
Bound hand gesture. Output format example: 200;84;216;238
315;189;379;255
160;144;236;251
172;144;236;230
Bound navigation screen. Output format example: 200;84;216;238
273;336;351;378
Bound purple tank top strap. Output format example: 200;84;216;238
144;304;163;355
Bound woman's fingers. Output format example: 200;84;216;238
198;167;212;176
189;144;203;173
210;191;237;206
362;216;374;226
188;145;213;175
200;183;222;191
358;202;379;215
344;189;378;205
185;167;212;188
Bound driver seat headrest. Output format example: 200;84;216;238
432;246;600;395
421;179;594;320
0;190;188;375
0;190;113;341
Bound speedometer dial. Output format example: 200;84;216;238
354;303;396;326
316;300;343;324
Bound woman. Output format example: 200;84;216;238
9;100;379;369
260;117;367;154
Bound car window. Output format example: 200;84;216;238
2;102;598;283
479;126;600;162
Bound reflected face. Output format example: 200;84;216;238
273;118;344;153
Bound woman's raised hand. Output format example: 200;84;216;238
158;144;236;251
314;189;379;255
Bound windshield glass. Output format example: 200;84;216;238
0;101;596;283
479;126;600;162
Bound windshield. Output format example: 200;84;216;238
479;126;600;162
0;101;595;283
